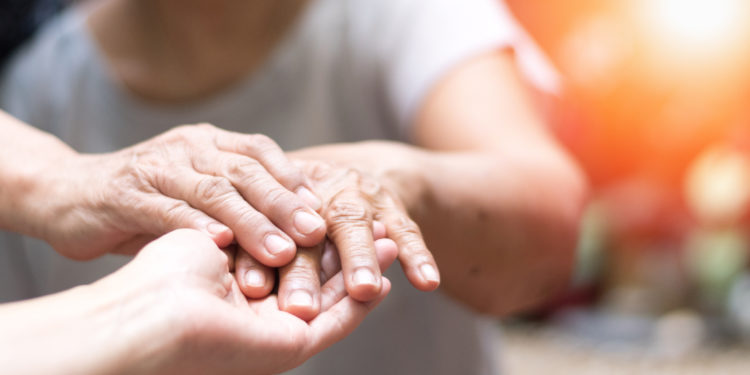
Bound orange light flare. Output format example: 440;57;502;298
632;0;750;183
636;0;750;79
646;0;747;47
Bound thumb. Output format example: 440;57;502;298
137;229;228;275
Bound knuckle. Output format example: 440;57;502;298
359;178;382;198
194;176;234;202
346;246;377;263
284;265;318;284
162;126;194;144
236;209;269;231
194;122;216;131
326;199;369;224
306;161;333;181
224;157;260;180
160;200;191;224
343;168;362;182
245;133;278;152
261;186;294;210
391;216;422;237
276;168;305;188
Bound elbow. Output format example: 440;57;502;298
450;158;589;318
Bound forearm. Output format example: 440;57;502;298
0;285;140;375
412;144;586;315
0;110;77;235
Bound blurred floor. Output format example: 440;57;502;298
501;324;750;374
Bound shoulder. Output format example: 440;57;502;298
337;0;523;131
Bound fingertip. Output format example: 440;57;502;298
204;222;234;248
238;268;274;299
160;228;217;249
261;234;297;267
381;276;392;295
372;221;387;240
366;277;391;309
373;238;398;270
296;186;323;212
348;268;383;302
408;263;440;292
281;290;321;322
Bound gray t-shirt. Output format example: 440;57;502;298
0;0;547;373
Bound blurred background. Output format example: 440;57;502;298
502;0;750;372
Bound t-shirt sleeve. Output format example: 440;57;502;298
369;0;549;137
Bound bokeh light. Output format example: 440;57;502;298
643;0;746;52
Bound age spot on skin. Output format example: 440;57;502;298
476;209;489;222
469;265;481;276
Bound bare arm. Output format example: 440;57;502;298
0;110;327;263
0;110;77;235
410;51;587;315
289;51;587;316
0;229;395;375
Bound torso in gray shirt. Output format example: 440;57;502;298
0;0;521;373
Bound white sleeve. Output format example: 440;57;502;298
367;0;557;135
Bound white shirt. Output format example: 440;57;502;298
0;0;551;373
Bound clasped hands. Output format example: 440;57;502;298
35;123;440;317
15;124;442;374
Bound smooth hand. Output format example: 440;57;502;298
89;229;396;375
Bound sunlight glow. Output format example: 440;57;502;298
644;0;745;50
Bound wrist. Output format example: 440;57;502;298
86;269;187;375
0;139;78;238
0;283;144;375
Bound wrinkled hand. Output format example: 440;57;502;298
93;229;396;375
33;124;326;262
236;160;440;319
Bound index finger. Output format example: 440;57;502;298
211;129;322;211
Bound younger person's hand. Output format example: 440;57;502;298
97;229;394;375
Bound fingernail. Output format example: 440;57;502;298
294;211;325;235
265;234;293;255
296;187;322;211
420;264;440;283
353;268;377;287
206;222;229;235
244;269;265;288
288;290;313;308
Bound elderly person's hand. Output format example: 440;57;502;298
0;229;397;375
24;124;326;265
235;158;440;319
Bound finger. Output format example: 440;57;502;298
137;229;227;278
246;294;280;316
319;240;340;284
211;129;322;210
192;151;326;247
319;221;383;283
373;220;386;240
220;244;238;273
306;277;391;357
153;167;296;267
278;243;324;321
235;249;276;299
134;194;234;248
320;238;398;311
381;208;440;291
324;190;382;301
